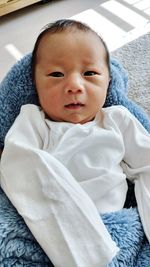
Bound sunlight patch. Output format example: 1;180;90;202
5;44;23;61
101;0;148;28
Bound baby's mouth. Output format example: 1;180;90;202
64;103;85;109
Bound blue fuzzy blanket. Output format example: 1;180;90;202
0;54;150;266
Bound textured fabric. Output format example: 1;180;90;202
0;54;150;149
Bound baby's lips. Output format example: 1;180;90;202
65;102;84;107
64;103;85;109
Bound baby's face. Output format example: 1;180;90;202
35;30;110;124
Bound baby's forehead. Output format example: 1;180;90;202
36;29;106;58
38;28;98;44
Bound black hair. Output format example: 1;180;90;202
31;19;110;83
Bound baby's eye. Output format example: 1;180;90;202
84;71;98;76
48;72;64;77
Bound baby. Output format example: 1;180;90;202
1;19;150;267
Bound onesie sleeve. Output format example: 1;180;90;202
0;104;119;267
121;107;150;243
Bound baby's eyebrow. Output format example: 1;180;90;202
82;59;96;65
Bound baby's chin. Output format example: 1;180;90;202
65;111;104;124
44;109;102;124
45;114;94;124
60;115;96;124
67;117;95;124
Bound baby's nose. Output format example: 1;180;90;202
65;75;84;94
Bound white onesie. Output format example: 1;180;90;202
1;104;150;267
